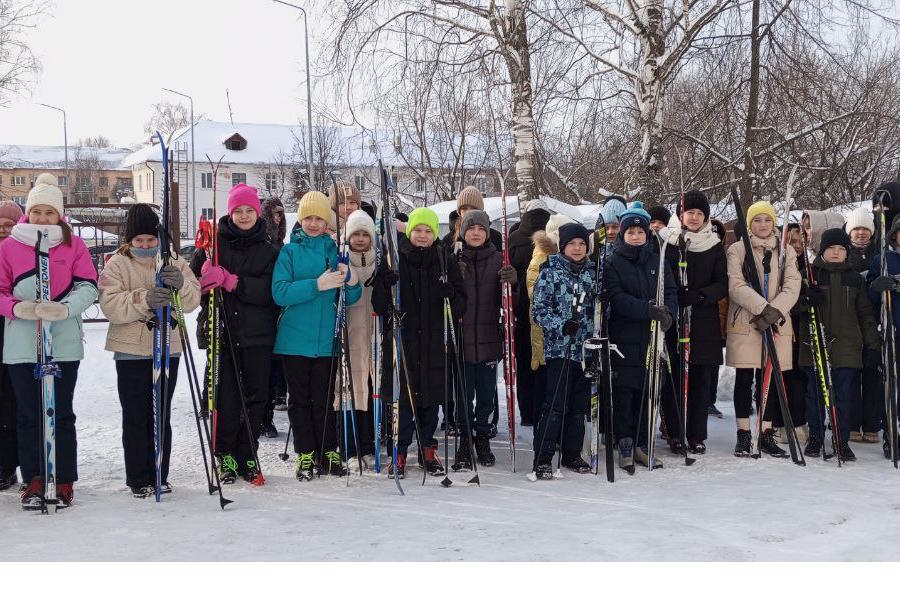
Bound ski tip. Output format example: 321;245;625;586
468;475;480;486
685;457;697;466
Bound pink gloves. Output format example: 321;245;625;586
200;260;238;293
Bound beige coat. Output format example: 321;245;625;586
339;247;377;410
527;231;557;370
725;233;801;369
98;251;201;356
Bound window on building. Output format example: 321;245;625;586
475;177;488;194
12;196;25;205
265;172;278;192
12;176;26;187
99;197;108;203
76;176;90;190
415;177;426;193
201;173;213;189
354;175;366;192
146;173;151;191
201;208;215;221
99;177;108;188
232;172;247;186
57;176;68;188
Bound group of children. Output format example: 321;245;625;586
1;172;899;508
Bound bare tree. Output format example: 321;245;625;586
76;135;112;149
0;0;46;106
143;100;201;142
70;146;101;204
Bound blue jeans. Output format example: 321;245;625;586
805;366;856;443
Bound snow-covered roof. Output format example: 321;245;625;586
123;118;503;171
428;196;601;229
0;145;132;170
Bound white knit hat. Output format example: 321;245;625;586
545;213;575;247
844;207;875;236
524;199;550;213
26;173;64;217
345;208;376;242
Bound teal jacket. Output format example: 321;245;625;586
272;227;361;357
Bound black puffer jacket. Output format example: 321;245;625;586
459;242;504;364
190;216;280;350
509;208;551;319
372;236;467;408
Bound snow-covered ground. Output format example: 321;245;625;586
2;316;899;562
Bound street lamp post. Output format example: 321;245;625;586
162;87;196;237
272;0;316;191
37;103;68;201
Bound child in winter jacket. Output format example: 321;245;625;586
456;209;517;469
343;209;380;467
606;205;677;471
0;174;98;508
99;204;201;497
372;207;466;479
0;201;22;492
273;191;361;481
726;201;801;458
797;228;879;462
531;222;597;478
192;184;280;484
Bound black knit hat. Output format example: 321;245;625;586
648;205;671;225
819;227;850;255
558;222;591;252
677;189;711;221
125;203;160;242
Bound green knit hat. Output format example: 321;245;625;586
406;207;440;239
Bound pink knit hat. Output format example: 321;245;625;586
228;183;261;216
0;201;23;222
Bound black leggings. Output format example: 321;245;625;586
733;368;779;421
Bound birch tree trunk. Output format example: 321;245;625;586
636;0;666;204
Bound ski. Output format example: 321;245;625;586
202;154;224;454
875;188;899;468
497;170;518;472
34;228;59;513
730;187;805;466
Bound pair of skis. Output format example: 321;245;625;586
876;190;900;468
497;173;518;472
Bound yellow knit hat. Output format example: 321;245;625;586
746;201;776;225
298;191;331;222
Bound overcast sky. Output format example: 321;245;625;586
0;0;332;148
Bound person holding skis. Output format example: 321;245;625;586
99;204;201;497
455;209;517;468
531;222;597;478
0;173;98;508
667;191;728;453
726;200;801;458
192;183;279;484
262;198;288;425
372;207;465;479
273;191;361;481
797;228;880;461
606;204;678;470
0;201;22;491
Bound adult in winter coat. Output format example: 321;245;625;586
99;204;201;497
456;209;517;468
507;200;551;426
272;191;362;481
664;191;728;453
343;209;380;464
0;174;98;508
261;197;288;432
525;214;574;427
797;228;880;462
0;201;22;491
442;186;503;254
726;200;801;458
532;223;597;477
372;207;466;479
606;204;677;470
191;183;279;484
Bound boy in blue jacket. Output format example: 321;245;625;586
531;223;596;480
606;204;677;470
272;191;361;481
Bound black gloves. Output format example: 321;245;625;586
647;304;674;332
871;276;897;294
750;305;783;332
678;286;702;307
805;285;826;308
438;280;454;299
562;319;579;336
381;269;400;288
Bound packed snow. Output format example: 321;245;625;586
2;313;899;562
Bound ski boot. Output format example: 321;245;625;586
634;446;663;469
57;483;73;508
241;459;261;483
20;476;42;510
474;434;495;467
837;440;856;462
759;428;788;458
424;444;446;477
561;455;591;474
324;450;349;477
533;461;554;480
804;435;823;458
264;419;278;438
452;438;473;471
218;454;239;484
0;469;17;491
388;451;407;479
688;439;706;454
734;429;752;457
618;437;635;474
295;451;316;481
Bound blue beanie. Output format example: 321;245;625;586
599;196;626;225
618;201;651;235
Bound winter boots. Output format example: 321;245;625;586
634;446;663;469
837;440;856;462
0;469;16;491
388;451;407;479
688;439;706;454
618;437;634;470
241;459;261;483
805;435;823;458
759;428;788;458
295;451;316;481
561;455;591;474
218;453;238;484
533;461;554;480
424;444;445;476
20;476;42;510
324;450;349;477
453;438;473;471
734;429;752;457
474;434;495;467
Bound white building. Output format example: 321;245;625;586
123;118;500;239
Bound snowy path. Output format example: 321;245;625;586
2;318;899;561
